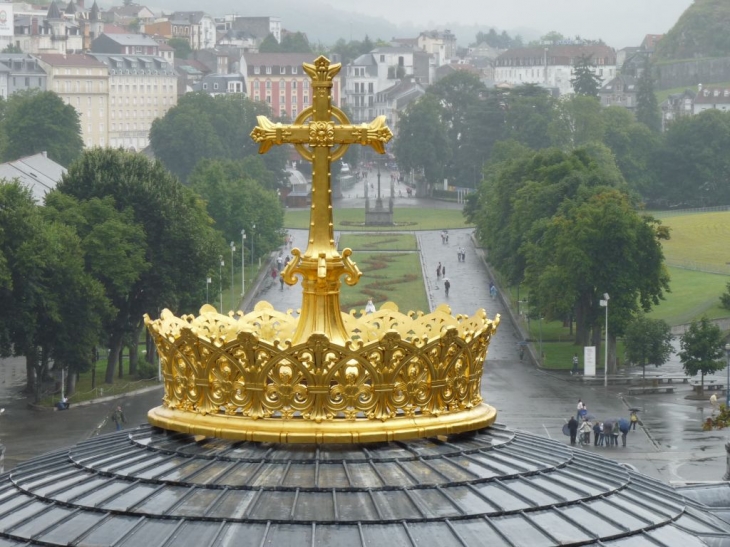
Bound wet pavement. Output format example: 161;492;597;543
0;177;726;483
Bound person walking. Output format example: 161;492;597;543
444;278;450;297
567;416;578;446
576;399;585;420
579;419;592;445
630;411;639;430
442;265;446;277
597;422;605;446
279;274;285;291
110;406;126;431
618;418;631;447
592;421;601;446
571;353;579;376
436;263;442;278
612;423;620;447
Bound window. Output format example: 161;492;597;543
266;81;271;89
292;107;297;117
266;95;271;103
254;66;260;74
203;83;208;90
100;123;104;133
292;66;297;74
112;123;116;131
111;110;115;119
368;83;373;93
280;66;285;74
380;55;385;62
265;66;271;74
214;83;218;90
292;81;297;90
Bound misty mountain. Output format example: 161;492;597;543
98;0;536;47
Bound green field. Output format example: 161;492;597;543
340;252;428;313
648;267;729;325
339;233;418;251
284;208;471;231
658;211;730;272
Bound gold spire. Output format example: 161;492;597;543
250;56;392;344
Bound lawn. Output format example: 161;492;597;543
339;233;418;251
648;267;729;325
284;208;471;231
657;211;730;273
340;252;429;313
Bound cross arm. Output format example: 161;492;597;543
333;116;393;154
250;115;311;153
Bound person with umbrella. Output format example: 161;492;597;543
618;417;631;447
603;420;614;446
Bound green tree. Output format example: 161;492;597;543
679;317;726;393
393;94;450;186
505;85;558;150
721;282;730;310
167;37;192;60
635;61;661;132
655;0;730;59
540;31;565;44
150;93;287;183
3;90;83;166
280;32;311;53
189;159;284;262
549;94;605;149
1;44;22;53
259;34;281;53
570;55;602;97
55;148;223;384
623;314;674;382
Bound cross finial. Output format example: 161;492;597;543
250;56;393;344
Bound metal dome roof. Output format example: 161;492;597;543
0;423;727;546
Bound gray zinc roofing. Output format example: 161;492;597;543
0;422;727;546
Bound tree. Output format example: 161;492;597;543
280;32;311;53
540;31;565;44
549;94;605;149
188;158;285;259
721;282;730;310
3;90;83;166
150;93;287;183
167;37;191;60
55;149;223;384
623;314;674;382
1;44;22;53
635;60;661;132
570;55;602;97
259;34;280;53
679;317;726;393
393;94;450;186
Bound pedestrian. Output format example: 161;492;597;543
580;419;592;445
365;298;376;314
277;255;283;271
279;274;285;291
437;263;442;278
598;421;605;446
592;421;601;446
442;265;446;277
576;399;585;420
444;278;450;297
567;416;578;445
110;406;126;431
271;267;277;280
571;353;579;375
603;421;614;446
618;418;630;447
612;424;620;447
489;284;496;300
630;411;639;430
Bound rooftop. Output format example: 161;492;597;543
0;152;66;202
35;53;107;67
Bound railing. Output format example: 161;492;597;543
653;205;730;217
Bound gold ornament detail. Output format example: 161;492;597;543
145;302;499;442
146;56;499;443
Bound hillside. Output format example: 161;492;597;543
656;0;730;60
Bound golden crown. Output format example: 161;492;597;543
144;56;499;443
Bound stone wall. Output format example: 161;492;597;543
655;57;730;90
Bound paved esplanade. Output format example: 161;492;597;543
0;185;727;481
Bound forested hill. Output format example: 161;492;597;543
656;0;730;60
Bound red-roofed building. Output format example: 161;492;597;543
242;52;342;120
693;84;730;115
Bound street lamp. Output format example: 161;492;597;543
725;343;730;407
251;223;256;269
218;255;224;314
206;276;211;304
241;229;246;296
599;293;610;387
230;241;236;312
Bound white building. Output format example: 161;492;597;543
495;44;616;96
169;11;215;50
693;84;730;115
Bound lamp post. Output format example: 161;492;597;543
600;293;610;387
241;229;246;296
206;276;211;304
218;255;224;313
725;343;730;407
230;241;236;311
251;223;255;269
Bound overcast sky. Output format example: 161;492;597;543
323;0;693;48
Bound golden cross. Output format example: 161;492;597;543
250;56;393;344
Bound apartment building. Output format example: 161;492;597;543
90;54;177;150
36;53;109;147
241;52;341;120
0;53;47;98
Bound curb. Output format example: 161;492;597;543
28;384;163;411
